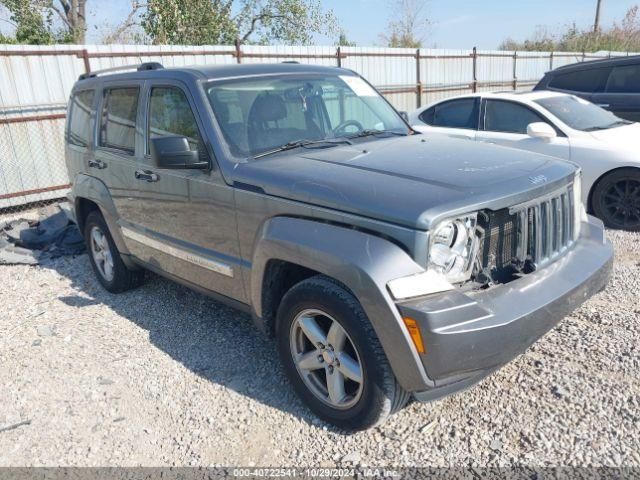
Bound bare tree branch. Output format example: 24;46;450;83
49;3;72;28
240;12;290;42
103;0;146;43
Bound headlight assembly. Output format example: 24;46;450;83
428;214;479;283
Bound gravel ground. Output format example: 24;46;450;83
0;220;638;468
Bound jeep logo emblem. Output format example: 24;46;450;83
529;175;548;185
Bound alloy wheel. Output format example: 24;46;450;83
89;225;115;282
289;309;364;409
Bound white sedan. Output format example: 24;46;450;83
409;91;640;230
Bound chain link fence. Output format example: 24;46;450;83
0;44;632;215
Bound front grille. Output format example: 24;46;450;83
475;182;580;283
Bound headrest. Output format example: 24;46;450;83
249;93;287;123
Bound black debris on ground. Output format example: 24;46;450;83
0;204;85;265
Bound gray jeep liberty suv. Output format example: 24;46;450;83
65;62;613;430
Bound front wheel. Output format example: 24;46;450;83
592;168;640;231
276;275;409;430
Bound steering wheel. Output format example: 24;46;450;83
332;120;364;137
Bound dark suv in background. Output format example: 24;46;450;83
535;55;640;122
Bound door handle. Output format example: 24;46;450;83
135;170;159;182
88;159;106;169
597;103;610;108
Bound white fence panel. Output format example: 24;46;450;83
0;44;635;209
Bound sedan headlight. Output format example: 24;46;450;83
428;214;479;283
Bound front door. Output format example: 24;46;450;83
122;80;244;302
414;97;479;141
476;99;571;160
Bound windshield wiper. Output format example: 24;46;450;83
345;129;408;140
252;138;352;159
584;120;633;131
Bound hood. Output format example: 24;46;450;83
588;122;640;152
232;135;577;230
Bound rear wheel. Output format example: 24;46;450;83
84;211;145;293
276;275;409;430
592;168;640;231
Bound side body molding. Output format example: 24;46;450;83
71;174;133;263
251;216;434;391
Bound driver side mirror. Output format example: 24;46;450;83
150;136;208;170
527;122;557;140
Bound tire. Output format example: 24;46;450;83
276;275;410;430
592;168;640;231
84;210;145;293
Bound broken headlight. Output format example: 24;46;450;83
428;214;479;284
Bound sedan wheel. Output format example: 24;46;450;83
289;308;364;410
601;178;640;229
593;169;640;231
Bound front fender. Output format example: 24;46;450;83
251;216;434;392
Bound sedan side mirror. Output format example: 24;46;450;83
150;136;208;169
527;122;557;140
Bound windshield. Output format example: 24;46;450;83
205;73;409;159
534;95;630;131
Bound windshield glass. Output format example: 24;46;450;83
205;73;409;159
534;95;629;131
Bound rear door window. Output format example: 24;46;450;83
548;68;610;93
99;87;140;154
68;89;95;147
430;98;479;129
605;64;640;93
483;100;548;134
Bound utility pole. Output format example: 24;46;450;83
594;0;603;32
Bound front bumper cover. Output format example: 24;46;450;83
398;215;613;402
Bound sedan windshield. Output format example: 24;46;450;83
534;95;631;132
205;74;409;159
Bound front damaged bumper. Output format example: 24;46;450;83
397;216;613;402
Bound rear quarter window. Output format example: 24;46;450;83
68;90;95;147
548;68;610;93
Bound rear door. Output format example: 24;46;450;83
476;99;571;159
414;97;479;140
592;63;640;122
93;82;143;222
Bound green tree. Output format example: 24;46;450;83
142;0;238;45
1;0;55;44
0;0;87;44
141;0;339;45
336;31;355;47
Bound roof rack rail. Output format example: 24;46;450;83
78;62;164;81
281;60;299;64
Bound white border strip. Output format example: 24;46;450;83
121;227;234;278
